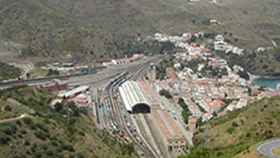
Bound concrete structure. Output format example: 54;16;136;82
69;93;92;107
39;79;68;92
119;81;151;113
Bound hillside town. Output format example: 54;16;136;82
148;32;280;134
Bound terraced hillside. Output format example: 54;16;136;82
179;96;280;158
0;0;280;61
0;86;136;158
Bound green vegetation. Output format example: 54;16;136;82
0;62;21;80
273;147;280;156
29;68;48;78
215;48;280;76
115;40;176;57
178;57;228;79
0;86;137;158
159;89;173;99
199;66;228;79
178;98;191;123
156;57;175;80
0;0;177;60
180;96;280;158
46;69;60;76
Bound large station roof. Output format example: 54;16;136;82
119;81;150;113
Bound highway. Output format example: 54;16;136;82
257;139;280;158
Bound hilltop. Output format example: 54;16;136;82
179;96;280;158
0;0;280;61
0;86;136;158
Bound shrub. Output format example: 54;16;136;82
34;130;49;141
24;140;31;146
2;124;17;135
23;117;33;125
232;121;239;127
62;144;75;152
3;105;12;112
75;153;85;158
227;127;235;134
0;134;10;144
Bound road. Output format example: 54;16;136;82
257;139;280;158
0;55;162;90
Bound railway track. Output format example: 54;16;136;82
107;75;159;158
96;56;167;158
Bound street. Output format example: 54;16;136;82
257;139;280;158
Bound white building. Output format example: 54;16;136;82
58;86;90;98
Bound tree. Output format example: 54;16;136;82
159;89;173;99
54;102;63;112
47;69;59;76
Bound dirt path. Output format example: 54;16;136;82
0;114;29;124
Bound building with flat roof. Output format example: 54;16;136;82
58;86;89;99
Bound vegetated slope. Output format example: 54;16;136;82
0;86;136;158
179;97;280;158
0;0;102;58
1;0;280;60
0;62;21;80
0;0;158;60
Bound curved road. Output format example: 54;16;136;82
257;139;280;158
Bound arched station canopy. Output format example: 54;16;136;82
119;81;151;114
